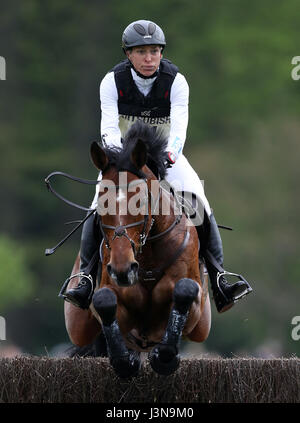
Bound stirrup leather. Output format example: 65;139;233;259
58;272;94;303
216;271;252;302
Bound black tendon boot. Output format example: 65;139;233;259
60;212;101;309
204;213;252;313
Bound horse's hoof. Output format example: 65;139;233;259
149;344;180;376
111;350;141;379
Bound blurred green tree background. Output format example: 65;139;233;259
0;0;299;357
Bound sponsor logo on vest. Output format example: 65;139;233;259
120;114;171;125
141;110;151;117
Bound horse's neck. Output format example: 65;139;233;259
151;186;180;235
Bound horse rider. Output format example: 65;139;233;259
62;20;252;312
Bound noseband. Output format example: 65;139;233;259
99;219;149;255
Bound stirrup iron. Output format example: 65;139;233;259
216;271;252;302
58;272;94;302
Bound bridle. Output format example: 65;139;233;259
44;170;182;257
97;176;170;256
99;218;149;256
45;168;236;286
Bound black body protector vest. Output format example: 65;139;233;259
112;58;178;139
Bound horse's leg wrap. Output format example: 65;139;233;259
92;288;140;378
149;278;199;375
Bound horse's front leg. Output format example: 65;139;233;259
149;278;199;376
92;287;141;378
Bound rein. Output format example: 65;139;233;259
44;171;98;255
45;171;99;211
44;170;183;257
44;169;200;284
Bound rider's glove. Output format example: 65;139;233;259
164;151;177;169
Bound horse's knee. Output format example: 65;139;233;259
93;288;117;325
173;278;199;314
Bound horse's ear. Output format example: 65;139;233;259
90;141;109;171
131;138;147;170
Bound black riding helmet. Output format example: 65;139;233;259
122;20;166;52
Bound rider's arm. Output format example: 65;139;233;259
167;73;189;162
99;72;123;149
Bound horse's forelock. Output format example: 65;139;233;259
101;121;168;180
123;121;168;179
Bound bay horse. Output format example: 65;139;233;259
64;121;211;378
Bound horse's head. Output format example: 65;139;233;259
90;136;154;287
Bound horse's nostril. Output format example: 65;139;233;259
130;262;139;273
107;263;112;275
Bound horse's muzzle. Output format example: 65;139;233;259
107;262;139;287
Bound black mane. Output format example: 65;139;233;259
101;121;168;179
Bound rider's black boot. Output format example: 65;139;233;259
204;213;252;313
61;212;101;309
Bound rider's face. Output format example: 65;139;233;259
126;45;162;77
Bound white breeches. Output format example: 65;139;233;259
165;154;211;217
91;154;211;223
